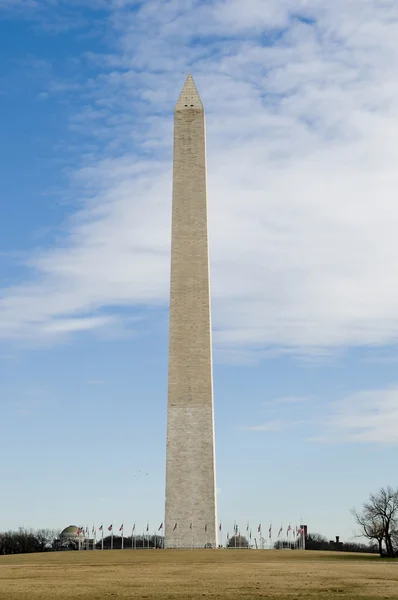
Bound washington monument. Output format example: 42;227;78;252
164;75;217;548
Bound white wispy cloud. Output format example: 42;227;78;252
263;395;312;407
309;385;398;445
245;394;312;432
245;385;398;445
244;419;291;432
2;0;398;358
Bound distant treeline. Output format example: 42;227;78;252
0;530;165;554
0;529;59;555
274;533;378;553
97;535;164;549
0;529;382;555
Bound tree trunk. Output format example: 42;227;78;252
378;539;383;556
385;534;394;557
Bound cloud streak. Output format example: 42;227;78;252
309;385;398;445
245;385;398;445
2;0;398;358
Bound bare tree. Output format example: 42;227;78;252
352;486;398;557
352;509;384;556
226;534;249;548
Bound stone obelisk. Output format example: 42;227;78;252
164;74;217;549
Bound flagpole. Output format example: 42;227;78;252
111;527;114;551
121;525;124;550
299;518;302;550
172;523;178;548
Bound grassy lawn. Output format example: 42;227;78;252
0;549;397;599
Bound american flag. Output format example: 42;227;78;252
119;524;123;532
108;524;113;532
99;525;103;531
158;523;163;531
258;524;261;533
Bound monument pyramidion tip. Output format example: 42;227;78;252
175;73;203;111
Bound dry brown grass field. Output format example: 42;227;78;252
0;549;397;600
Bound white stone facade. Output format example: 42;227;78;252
165;75;217;549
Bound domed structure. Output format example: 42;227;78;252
60;525;85;540
59;526;86;549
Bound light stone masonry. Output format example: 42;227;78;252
164;74;217;549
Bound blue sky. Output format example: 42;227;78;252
1;0;398;544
